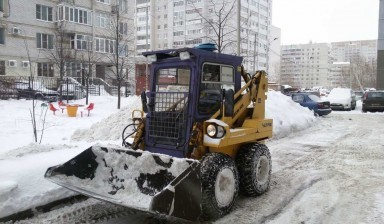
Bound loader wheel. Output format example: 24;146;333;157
200;153;239;220
236;143;271;196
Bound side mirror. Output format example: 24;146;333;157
141;91;148;113
223;89;234;117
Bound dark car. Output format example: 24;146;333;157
291;92;332;116
0;80;18;99
362;91;384;113
58;77;86;100
14;80;58;102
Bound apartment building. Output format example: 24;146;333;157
331;40;377;64
0;0;135;90
377;0;384;89
280;43;331;89
132;0;274;73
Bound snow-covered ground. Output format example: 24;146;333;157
0;91;380;222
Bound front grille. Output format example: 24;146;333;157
147;92;189;146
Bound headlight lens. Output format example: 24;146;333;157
207;124;217;137
216;126;225;138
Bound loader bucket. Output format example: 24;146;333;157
45;145;202;221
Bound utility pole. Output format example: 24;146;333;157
145;4;149;91
237;0;241;56
253;33;257;72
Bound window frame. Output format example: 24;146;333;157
36;4;53;22
96;0;110;4
0;60;5;75
36;33;54;49
0;27;4;45
57;5;92;26
198;63;235;115
37;62;54;77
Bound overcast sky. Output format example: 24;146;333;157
272;0;379;45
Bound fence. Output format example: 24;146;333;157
0;76;127;101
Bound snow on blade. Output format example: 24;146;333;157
47;145;193;210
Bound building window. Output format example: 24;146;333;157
119;22;128;35
96;0;110;4
118;44;128;57
0;61;5;75
95;12;109;28
95;37;115;53
36;33;54;49
65;62;89;77
0;0;4;12
119;0;127;11
58;5;92;25
36;4;53;22
70;34;91;50
37;63;54;77
0;28;4;45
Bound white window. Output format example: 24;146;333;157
37;63;54;77
95;12;109;28
173;31;184;36
70;34;91;50
58;5;92;25
118;44;128;57
96;0;110;4
119;0;127;11
119;22;128;35
36;4;53;22
36;33;54;49
95;37;115;53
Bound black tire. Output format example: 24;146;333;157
236;143;272;196
200;153;239;220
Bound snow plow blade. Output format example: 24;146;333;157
44;145;202;221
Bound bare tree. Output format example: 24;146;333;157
23;31;48;144
77;38;104;105
350;56;377;90
102;1;135;109
40;21;75;101
188;0;238;53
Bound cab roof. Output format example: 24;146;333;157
142;47;243;64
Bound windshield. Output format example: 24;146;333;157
367;92;384;98
155;67;191;92
308;94;321;102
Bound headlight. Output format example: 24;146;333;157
217;126;225;138
206;124;226;138
207;124;217;137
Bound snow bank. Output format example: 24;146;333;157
71;96;142;142
71;91;316;143
266;91;316;139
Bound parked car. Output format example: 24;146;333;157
291;92;332;116
0;80;18;99
14;80;58;102
362;91;384;113
58;77;86;100
327;88;356;111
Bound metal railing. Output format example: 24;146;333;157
146;92;189;147
0;76;127;101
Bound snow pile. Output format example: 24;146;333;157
266;91;316;139
71;96;142;142
71;91;316;144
